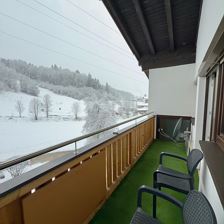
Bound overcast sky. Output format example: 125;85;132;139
0;0;148;96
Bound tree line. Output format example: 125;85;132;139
0;58;134;103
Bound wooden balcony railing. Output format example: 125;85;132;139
0;115;155;224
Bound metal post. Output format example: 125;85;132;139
75;141;77;155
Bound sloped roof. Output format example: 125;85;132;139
103;0;202;74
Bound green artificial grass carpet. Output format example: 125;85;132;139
90;140;199;224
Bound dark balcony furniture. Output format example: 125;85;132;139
153;149;203;194
130;186;217;224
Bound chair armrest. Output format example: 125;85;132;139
154;170;191;180
137;185;183;208
160;152;187;164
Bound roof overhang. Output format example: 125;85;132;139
103;0;202;75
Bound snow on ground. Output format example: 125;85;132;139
0;87;148;185
38;88;86;117
0;87;86;118
0;87;145;182
0;162;46;184
0;119;85;161
0;88;86;162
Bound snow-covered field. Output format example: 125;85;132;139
0;87;86;117
0;119;85;161
0;88;86;162
0;87;145;184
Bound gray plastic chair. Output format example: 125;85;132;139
153;149;203;194
130;186;217;224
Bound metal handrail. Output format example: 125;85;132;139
0;112;154;170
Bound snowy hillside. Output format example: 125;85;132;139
0;58;140;183
0;87;86;118
0;88;86;162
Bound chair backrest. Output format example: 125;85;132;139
183;191;217;224
187;149;203;176
172;118;183;139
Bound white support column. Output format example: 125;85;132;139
192;76;206;149
148;72;157;139
148;71;150;112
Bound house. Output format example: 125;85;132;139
0;0;223;224
136;96;149;114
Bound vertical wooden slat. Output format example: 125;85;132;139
147;121;149;142
106;145;112;188
131;128;136;163
125;134;129;167
128;132;132;165
139;126;141;153
152;118;155;141
117;139;122;176
140;125;142;151
147;122;149;143
145;123;147;145
112;142;117;182
135;128;138;155
126;133;130;167
139;125;141;152
121;136;125;171
150;119;153;142
142;124;144;150
138;127;140;154
145;122;147;145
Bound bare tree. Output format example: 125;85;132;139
72;102;80;120
7;161;28;178
15;100;25;118
83;101;116;140
43;94;52;118
29;98;41;120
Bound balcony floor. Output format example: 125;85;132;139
91;140;199;224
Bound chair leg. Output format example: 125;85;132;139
153;193;157;218
190;178;194;190
153;173;157;218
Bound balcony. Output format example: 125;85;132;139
0;0;223;223
0;113;200;224
91;140;198;224
0;114;157;224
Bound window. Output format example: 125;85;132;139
214;60;224;149
203;72;216;141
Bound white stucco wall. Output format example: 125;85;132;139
193;1;224;223
199;159;224;224
148;64;196;116
195;0;224;75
